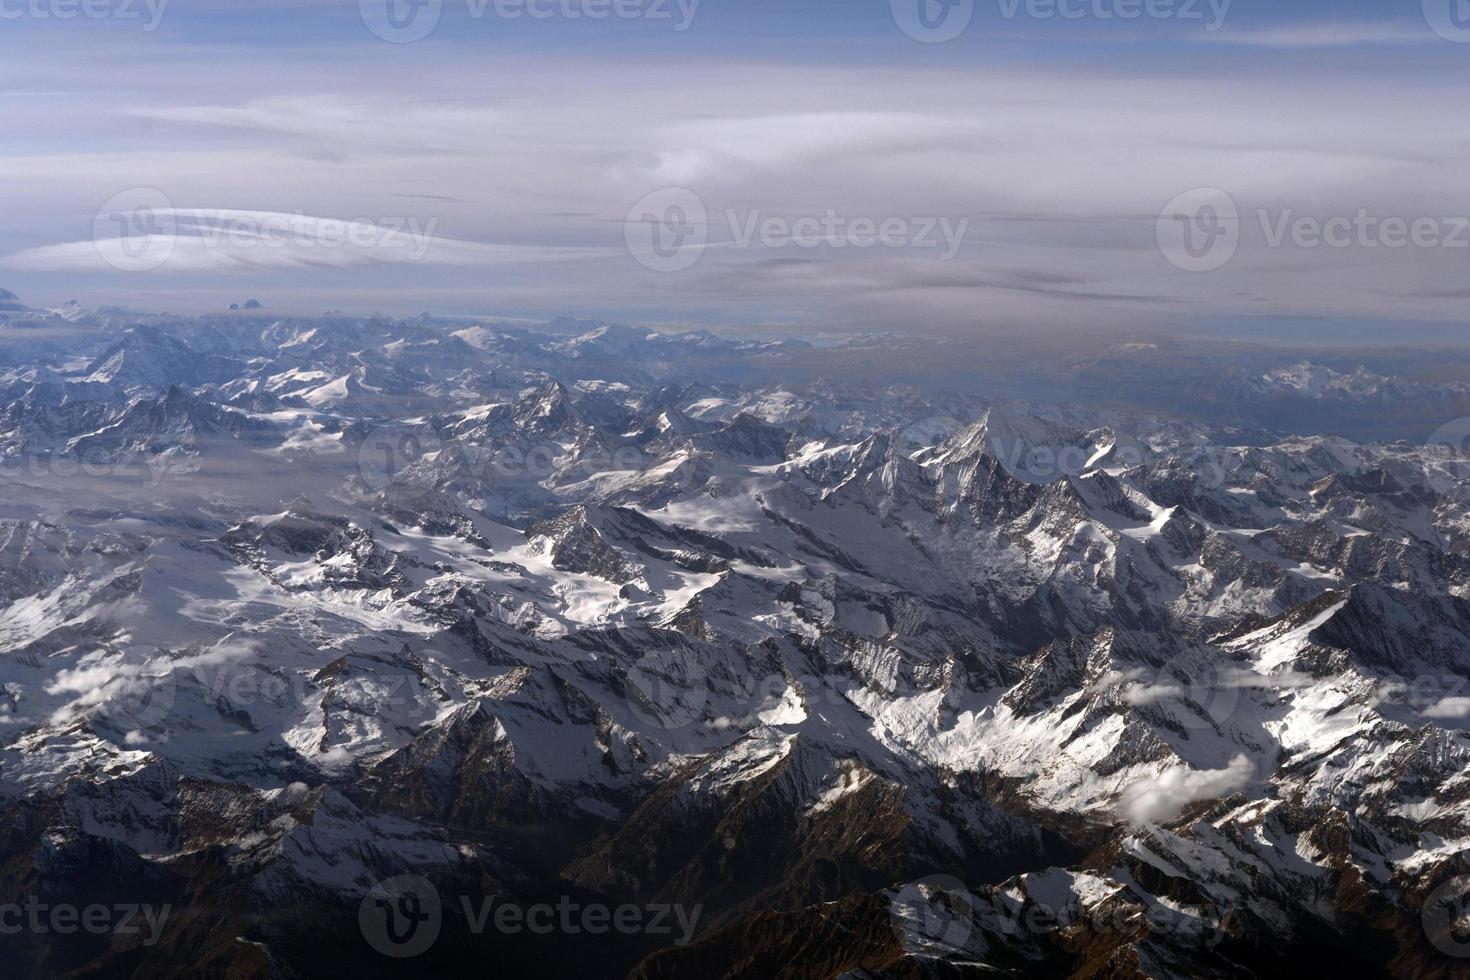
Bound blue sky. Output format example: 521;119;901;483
3;0;1469;335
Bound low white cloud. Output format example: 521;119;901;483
1218;668;1318;690
1199;22;1438;48
1423;697;1470;720
5;42;1470;327
3;209;614;274
1123;682;1184;706
43;654;171;727
1119;754;1255;827
1091;668;1185;706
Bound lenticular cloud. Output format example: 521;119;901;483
2;209;610;274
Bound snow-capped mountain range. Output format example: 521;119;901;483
0;299;1467;978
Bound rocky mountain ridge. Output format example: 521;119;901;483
0;309;1465;977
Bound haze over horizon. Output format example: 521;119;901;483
8;8;1470;975
4;0;1470;337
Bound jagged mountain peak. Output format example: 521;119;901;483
0;316;1465;976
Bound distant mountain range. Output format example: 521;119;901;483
0;299;1467;977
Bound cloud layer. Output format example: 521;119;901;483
4;209;613;273
2;10;1468;332
1119;754;1255;827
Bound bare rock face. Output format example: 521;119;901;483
0;314;1465;977
528;506;643;585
